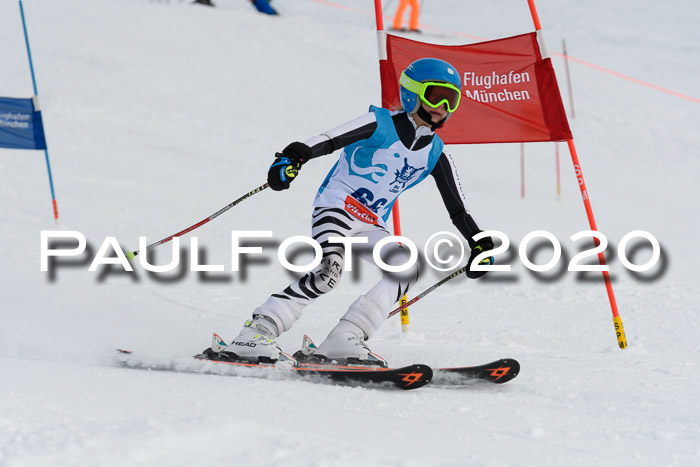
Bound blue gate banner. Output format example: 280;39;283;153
0;96;47;150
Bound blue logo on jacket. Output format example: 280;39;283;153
346;146;390;184
389;158;425;193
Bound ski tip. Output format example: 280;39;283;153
486;358;520;384
126;250;136;261
116;348;133;354
434;358;521;386
396;364;433;390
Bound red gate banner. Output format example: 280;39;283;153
380;32;572;144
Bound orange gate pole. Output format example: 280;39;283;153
527;0;627;349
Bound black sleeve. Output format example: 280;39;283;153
304;112;379;160
430;152;482;248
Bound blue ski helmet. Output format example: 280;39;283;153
400;58;461;116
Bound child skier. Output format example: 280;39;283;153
224;58;494;366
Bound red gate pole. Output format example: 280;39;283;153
527;0;627;349
374;0;410;332
392;201;410;332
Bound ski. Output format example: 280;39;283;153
432;359;520;385
293;358;520;385
116;349;432;390
196;348;433;390
293;335;519;386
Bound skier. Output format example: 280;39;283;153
224;58;494;366
392;0;421;33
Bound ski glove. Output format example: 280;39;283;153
267;142;312;191
466;235;495;279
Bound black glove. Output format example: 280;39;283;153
466;234;495;279
267;142;311;191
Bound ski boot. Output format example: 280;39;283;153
293;322;387;368
199;316;295;365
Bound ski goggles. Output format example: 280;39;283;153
400;71;462;113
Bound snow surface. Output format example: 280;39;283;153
1;0;699;465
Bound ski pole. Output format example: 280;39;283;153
388;265;468;318
126;183;269;260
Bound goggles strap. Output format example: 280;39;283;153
400;71;424;94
